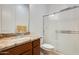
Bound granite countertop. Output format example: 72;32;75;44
0;34;40;51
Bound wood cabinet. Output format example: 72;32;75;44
33;45;40;55
32;39;40;55
0;39;40;55
1;42;32;55
22;49;32;55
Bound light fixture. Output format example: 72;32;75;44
48;14;54;17
51;14;54;16
48;14;58;20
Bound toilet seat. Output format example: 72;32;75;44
41;44;54;51
41;44;63;55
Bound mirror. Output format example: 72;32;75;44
0;4;30;34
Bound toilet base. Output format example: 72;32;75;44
41;48;63;55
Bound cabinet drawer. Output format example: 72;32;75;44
33;45;40;55
32;39;40;47
2;42;32;55
22;49;32;55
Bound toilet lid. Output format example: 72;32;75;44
41;44;54;49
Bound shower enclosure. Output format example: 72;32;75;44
43;6;79;55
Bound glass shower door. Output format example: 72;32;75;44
43;7;79;55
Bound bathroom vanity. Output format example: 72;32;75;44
0;35;40;55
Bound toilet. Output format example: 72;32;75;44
41;43;54;51
40;38;63;55
40;38;55;54
41;43;56;55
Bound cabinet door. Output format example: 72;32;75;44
1;42;32;55
22;49;32;55
32;39;40;55
33;46;40;55
1;5;16;33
